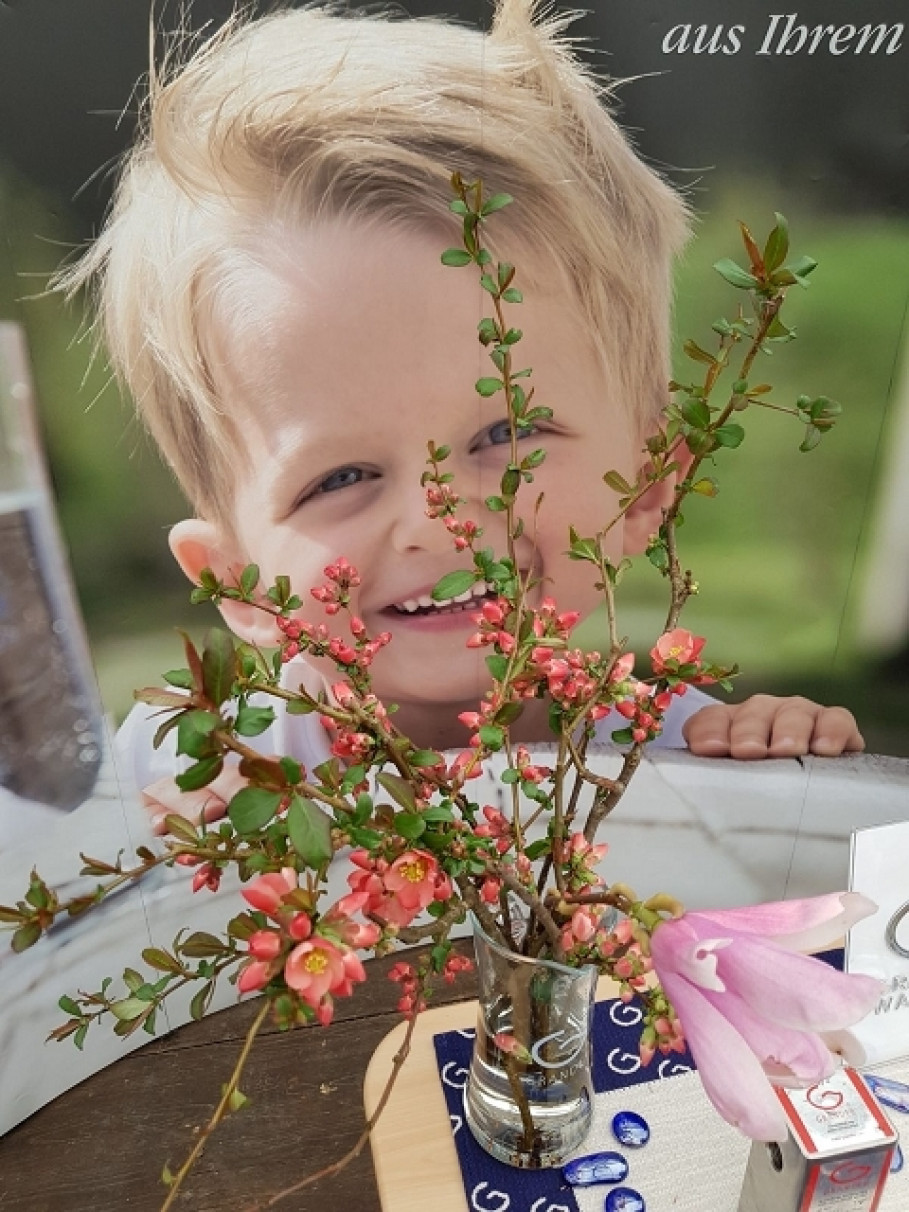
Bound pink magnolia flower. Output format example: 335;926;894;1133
649;892;883;1142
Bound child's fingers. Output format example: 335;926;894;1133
141;764;250;835
681;704;734;757
804;706;865;757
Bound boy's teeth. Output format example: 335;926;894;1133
393;580;493;615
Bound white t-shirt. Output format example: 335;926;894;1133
116;656;717;796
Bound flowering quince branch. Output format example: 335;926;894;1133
2;180;881;1205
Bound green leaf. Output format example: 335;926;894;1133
141;948;184;975
602;470;632;495
190;982;214;1021
73;1023;88;1051
432;570;476;602
610;726;635;745
123;967;145;994
766;315;794;341
683;339;717;366
494;700;525;725
227;1087;249;1113
110;997;149;1023
175;710;222;759
422;804;455;823
235;705;276;737
239;564;260;597
162;813;200;844
228;786;283;834
486;654;508;681
285;698;316;715
800;425;822;452
180;932;229;960
202;629;236;707
410;749;444;768
58;995;82;1017
377;772;418;812
763;213;789;273
500;467;520;497
681;397;711;429
441;248;472;267
175;754;223;793
714;423;745;448
163;668;194;691
477;317;498;345
394;812;426;840
484;495;506;512
785;254;818;282
481;192;513;215
475;377;503;397
478;724;505;750
501;287;523;303
524;839;551;861
691;477;719;497
287;795;334;869
713;258;759;290
340;763;367;793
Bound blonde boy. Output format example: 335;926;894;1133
67;0;862;816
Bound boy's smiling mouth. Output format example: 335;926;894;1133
390;580;493;618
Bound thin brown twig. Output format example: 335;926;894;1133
247;1002;423;1210
161;998;271;1211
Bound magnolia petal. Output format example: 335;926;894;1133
694;893;877;952
660;971;789;1142
651;919;729;992
700;987;835;1087
717;936;883;1032
819;1029;869;1069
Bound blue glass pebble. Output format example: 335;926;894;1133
604;1186;646;1212
891;1144;904;1174
612;1110;650;1147
865;1073;909;1114
562;1151;629;1186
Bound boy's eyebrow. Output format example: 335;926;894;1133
252;425;363;509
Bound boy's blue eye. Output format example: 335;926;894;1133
312;466;374;496
473;419;537;450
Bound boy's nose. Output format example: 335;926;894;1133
388;471;478;555
389;499;454;555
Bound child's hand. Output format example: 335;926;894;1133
682;695;865;761
141;764;250;835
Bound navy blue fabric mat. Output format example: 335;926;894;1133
431;949;843;1211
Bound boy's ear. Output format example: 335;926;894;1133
168;519;282;647
622;445;695;556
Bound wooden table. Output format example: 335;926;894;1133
2;750;907;1209
0;945;475;1212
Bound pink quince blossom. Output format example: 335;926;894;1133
649;892;883;1142
241;867;298;917
284;936;365;1013
382;850;451;926
650;628;706;674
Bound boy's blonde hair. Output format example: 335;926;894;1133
65;0;689;525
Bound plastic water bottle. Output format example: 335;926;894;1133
0;324;103;809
